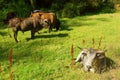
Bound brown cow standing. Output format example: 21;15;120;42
30;12;60;32
8;15;50;42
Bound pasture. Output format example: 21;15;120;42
0;12;120;80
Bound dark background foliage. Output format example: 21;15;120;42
0;0;119;18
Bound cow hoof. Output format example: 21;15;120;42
37;32;40;34
31;37;34;39
26;38;31;41
15;40;18;43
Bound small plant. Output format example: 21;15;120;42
8;49;12;80
71;44;74;68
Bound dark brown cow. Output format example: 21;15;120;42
30;12;60;32
8;16;50;42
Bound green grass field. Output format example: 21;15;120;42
0;12;120;80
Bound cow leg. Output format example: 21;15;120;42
55;19;60;31
37;31;40;34
14;31;18;42
56;26;60;31
56;22;61;31
31;30;35;39
48;25;52;33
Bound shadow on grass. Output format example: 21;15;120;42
0;31;7;36
36;33;68;38
26;33;68;41
96;17;109;22
0;42;43;62
60;16;110;30
0;23;8;29
0;46;9;61
76;16;110;22
0;23;8;36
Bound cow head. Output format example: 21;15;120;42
4;12;18;24
75;47;106;72
39;18;50;28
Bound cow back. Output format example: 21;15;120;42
30;12;57;24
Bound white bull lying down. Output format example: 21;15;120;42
75;47;107;73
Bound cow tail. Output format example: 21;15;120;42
8;26;12;38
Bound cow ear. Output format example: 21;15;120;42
39;14;42;17
38;14;42;19
77;46;83;50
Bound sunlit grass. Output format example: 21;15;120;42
0;12;120;80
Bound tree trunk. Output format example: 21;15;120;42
30;0;36;9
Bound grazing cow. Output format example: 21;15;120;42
30;11;60;32
8;15;50;42
3;11;18;24
75;47;107;73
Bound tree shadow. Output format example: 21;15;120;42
60;16;110;29
81;17;109;22
0;42;43;62
95;17;109;22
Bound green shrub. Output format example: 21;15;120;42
76;2;87;15
61;3;76;18
0;0;115;18
7;1;32;17
61;2;86;18
101;6;115;13
51;3;63;11
100;2;115;13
